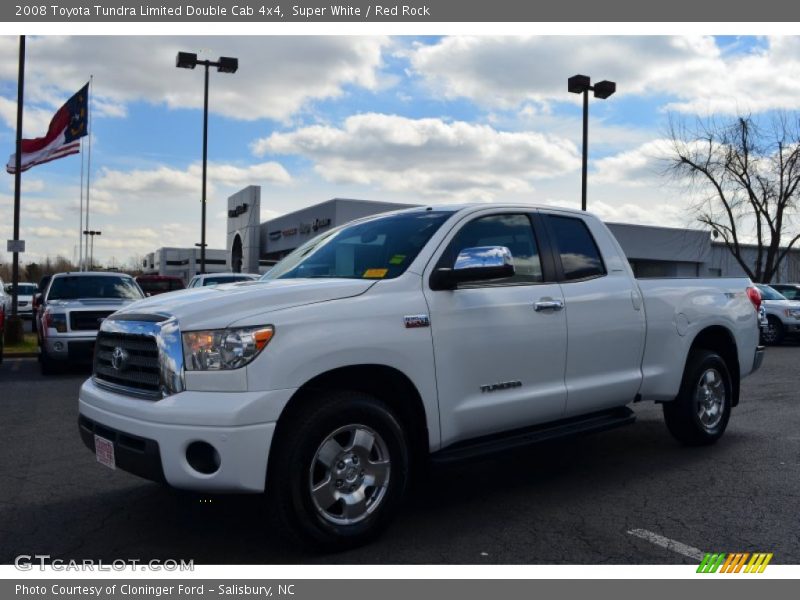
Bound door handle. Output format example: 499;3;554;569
534;299;564;311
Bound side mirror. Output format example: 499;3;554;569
33;293;43;310
430;246;515;290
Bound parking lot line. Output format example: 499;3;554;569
627;529;705;561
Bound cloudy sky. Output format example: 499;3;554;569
1;35;799;266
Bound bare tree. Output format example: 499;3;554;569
666;114;800;283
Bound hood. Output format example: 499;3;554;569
763;298;800;308
112;278;377;330
46;298;138;309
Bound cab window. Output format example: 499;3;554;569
437;214;543;286
545;215;606;281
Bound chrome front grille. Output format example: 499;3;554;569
94;332;161;396
92;314;185;399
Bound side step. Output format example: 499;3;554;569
431;406;636;465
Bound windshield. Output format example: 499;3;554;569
16;283;38;295
138;279;185;293
47;276;144;301
264;211;452;281
5;283;37;294
757;285;788;301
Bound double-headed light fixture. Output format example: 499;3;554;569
568;74;616;211
176;51;239;274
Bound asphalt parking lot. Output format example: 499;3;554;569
1;345;798;565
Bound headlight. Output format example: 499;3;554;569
785;308;800;319
182;326;274;371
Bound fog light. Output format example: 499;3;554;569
186;441;220;475
54;342;63;351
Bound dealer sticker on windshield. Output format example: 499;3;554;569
363;268;389;279
94;435;116;470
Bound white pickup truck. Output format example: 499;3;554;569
78;204;764;549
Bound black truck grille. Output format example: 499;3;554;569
70;310;116;331
94;332;161;397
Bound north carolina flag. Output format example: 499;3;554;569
6;83;89;174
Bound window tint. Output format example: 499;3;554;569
439;214;543;285
546;215;606;281
773;286;799;300
756;285;786;301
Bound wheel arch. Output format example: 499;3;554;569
272;364;430;471
688;325;740;407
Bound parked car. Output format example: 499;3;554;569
187;273;259;288
0;280;6;365
0;277;10;316
38;272;145;374
4;281;38;319
135;274;186;296
79;204;763;549
755;283;800;345
769;283;800;301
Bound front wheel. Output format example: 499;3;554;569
268;391;410;550
663;349;732;446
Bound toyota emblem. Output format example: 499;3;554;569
110;346;129;371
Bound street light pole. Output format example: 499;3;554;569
176;52;238;275
201;63;209;276
83;230;101;270
568;75;616;211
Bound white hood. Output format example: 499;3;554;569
113;278;377;330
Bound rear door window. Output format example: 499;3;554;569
544;215;606;281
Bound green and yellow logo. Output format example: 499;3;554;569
697;552;773;573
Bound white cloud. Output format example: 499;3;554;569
0;36;389;122
593;139;673;187
408;36;800;115
254;113;579;200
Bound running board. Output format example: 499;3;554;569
431;407;636;465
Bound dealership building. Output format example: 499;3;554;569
143;184;800;283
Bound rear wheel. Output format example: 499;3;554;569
268;391;409;550
761;316;784;346
663;349;732;446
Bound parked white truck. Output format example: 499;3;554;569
78;204;764;548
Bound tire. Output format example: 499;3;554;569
40;348;57;375
267;390;410;551
761;316;784;346
663;349;732;446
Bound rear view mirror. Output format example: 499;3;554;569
430;246;515;290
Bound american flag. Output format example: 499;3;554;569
6;83;89;174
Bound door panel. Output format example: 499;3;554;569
424;212;568;447
541;212;646;416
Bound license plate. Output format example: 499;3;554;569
94;435;116;470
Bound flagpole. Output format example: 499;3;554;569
7;35;25;345
79;136;84;271
85;74;93;271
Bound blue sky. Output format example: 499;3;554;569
1;35;799;266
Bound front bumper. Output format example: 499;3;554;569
44;334;97;361
78;378;296;492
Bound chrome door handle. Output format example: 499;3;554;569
534;299;564;311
